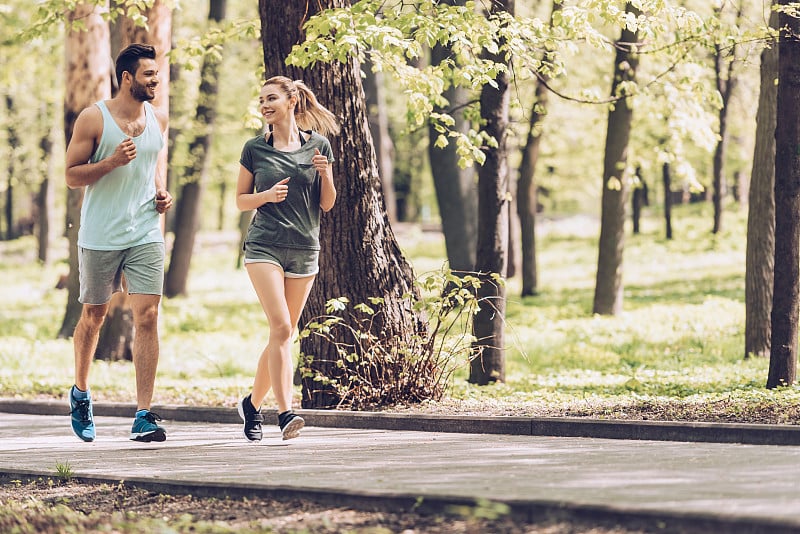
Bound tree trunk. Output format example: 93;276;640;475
517;0;560;297
767;2;800;388
259;0;425;408
428;19;477;274
631;167;647;235
363;66;397;224
37;115;56;263
745;5;778;359
711;2;742;235
469;0;513;385
58;3;111;339
5;96;17;241
592;3;640;316
164;0;226;298
662;162;673;240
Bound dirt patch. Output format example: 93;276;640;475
0;475;657;533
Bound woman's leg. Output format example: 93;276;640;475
246;263;315;412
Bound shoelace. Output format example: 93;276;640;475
142;411;163;424
248;412;264;423
70;399;92;423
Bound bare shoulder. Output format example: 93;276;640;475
153;106;168;132
73;104;103;137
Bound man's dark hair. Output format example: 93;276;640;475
115;44;156;85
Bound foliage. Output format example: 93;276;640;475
287;0;768;177
54;461;73;481
298;269;485;409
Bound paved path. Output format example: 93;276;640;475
1;412;800;532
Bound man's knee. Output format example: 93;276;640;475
79;304;108;330
133;302;160;329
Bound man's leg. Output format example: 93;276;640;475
73;303;109;391
129;293;161;411
70;303;108;442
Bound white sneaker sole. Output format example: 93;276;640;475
281;417;305;440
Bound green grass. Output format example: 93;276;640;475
1;203;798;422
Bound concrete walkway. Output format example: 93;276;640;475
1;410;800;533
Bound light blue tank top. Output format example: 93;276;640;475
78;100;164;250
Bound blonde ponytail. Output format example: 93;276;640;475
263;76;340;137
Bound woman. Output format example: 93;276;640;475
236;76;339;441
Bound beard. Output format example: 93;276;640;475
130;79;155;102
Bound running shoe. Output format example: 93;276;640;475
278;410;304;441
69;386;95;442
130;410;166;442
238;394;263;442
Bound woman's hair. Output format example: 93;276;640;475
264;76;340;136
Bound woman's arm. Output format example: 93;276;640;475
236;165;289;211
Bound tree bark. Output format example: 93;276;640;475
58;3;111;339
631;166;647;235
767;1;800;388
259;0;424;408
744;5;778;359
469;0;513;385
164;0;226;298
592;3;640;316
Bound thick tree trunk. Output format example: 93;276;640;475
592;3;640;316
164;0;226;298
58;3;111;339
259;0;424;408
767;2;800;388
363;67;397;224
469;0;513;385
745;6;778;359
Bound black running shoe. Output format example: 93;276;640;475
238;394;263;442
278;410;304;441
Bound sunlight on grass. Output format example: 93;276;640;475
0;204;795;422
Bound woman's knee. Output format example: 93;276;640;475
268;321;293;344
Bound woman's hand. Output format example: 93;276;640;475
312;148;330;178
269;177;290;203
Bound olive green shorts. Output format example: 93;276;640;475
244;242;319;278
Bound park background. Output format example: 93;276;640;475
1;0;799;423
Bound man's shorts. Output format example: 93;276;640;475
244;242;319;278
78;242;165;305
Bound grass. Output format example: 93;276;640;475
0;203;798;423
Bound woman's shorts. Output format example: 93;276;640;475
78;242;165;305
244;242;319;278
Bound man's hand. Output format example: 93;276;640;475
111;138;137;168
155;189;173;213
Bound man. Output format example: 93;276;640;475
65;44;172;443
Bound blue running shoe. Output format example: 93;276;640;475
130;410;166;442
69;386;95;442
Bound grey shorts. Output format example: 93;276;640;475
244;242;319;278
78;242;165;305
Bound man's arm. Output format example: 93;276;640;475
153;108;173;213
65;106;136;189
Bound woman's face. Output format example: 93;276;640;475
259;84;295;126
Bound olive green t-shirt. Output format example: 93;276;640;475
239;131;335;250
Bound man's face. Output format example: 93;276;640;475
128;58;159;102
